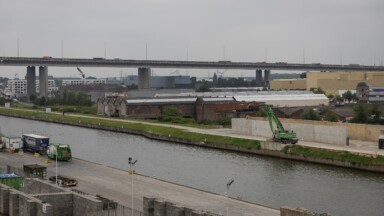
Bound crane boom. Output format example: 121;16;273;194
264;106;298;144
265;106;285;133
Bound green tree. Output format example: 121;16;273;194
324;112;338;122
335;95;343;102
310;88;325;94
342;91;353;102
299;72;307;79
196;85;211;92
158;108;183;123
368;104;381;120
76;92;92;106
39;97;46;106
301;108;321;121
217;116;231;126
351;93;358;102
351;104;367;123
67;91;76;105
0;97;7;106
29;94;37;103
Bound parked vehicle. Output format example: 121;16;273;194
0;173;23;189
47;143;72;161
49;175;77;187
23;164;47;178
379;135;384;149
1;136;21;151
22;134;49;154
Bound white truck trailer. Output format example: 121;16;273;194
1;137;21;151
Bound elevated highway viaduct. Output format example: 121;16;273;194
1;56;384;98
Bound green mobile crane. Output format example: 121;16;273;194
265;106;298;144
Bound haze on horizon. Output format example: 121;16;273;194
0;0;383;79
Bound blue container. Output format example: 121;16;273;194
22;134;49;154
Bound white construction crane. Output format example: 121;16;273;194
77;67;85;79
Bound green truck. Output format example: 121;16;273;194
47;143;72;161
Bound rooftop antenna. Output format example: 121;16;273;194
303;48;305;64
223;46;226;60
265;48;268;62
186;46;189;75
340;52;343;65
146;43;148;60
61;40;64;58
104;42;107;59
17;38;19;57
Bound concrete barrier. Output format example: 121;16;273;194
0;178;108;216
280;206;331;216
232;118;348;145
144;197;222;216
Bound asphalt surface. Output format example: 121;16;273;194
0;152;280;216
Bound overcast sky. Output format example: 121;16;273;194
1;0;383;78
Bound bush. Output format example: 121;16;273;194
301;108;321;121
217;116;232;126
161;108;182;117
324;112;338;122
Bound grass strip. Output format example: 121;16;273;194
284;145;384;166
0;108;260;149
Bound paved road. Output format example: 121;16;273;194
0;153;280;216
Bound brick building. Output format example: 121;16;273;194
97;97;263;122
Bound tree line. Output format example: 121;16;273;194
31;90;92;106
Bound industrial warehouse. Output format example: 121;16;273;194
97;91;329;122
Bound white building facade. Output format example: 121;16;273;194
5;79;58;98
62;79;106;86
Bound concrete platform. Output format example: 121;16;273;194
0;153;280;216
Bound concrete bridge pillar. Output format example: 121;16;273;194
39;66;48;98
255;69;263;87
138;67;151;89
263;69;271;88
26;66;36;99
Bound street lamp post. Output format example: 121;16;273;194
226;178;234;216
128;157;138;216
55;149;58;185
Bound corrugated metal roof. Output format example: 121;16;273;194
235;94;328;102
22;134;49;139
201;97;235;102
155;91;315;98
126;98;197;104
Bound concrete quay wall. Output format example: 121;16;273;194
232;118;348;145
243;116;384;142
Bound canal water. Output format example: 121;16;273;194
0;115;383;216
